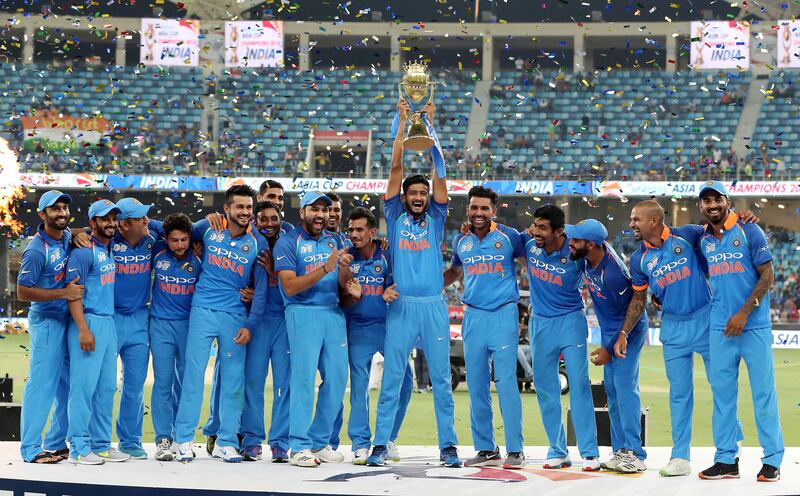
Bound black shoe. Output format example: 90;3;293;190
464;448;501;467
699;461;739;480
757;464;780;482
206;435;217;457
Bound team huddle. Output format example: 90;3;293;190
17;101;783;482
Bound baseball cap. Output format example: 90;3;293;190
87;199;120;219
698;180;729;198
565;219;608;245
300;191;333;208
116;197;153;220
37;190;72;212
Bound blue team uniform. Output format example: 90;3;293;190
373;194;458;450
699;214;784;467
18;226;72;461
65;237;118;458
174;219;266;451
522;232;598;460
149;245;201;445
110;219;163;451
581;245;648;460
452;223;524;454
273;225;348;453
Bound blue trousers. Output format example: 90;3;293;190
20;311;70;462
285;304;348;453
113;308;150;449
530;309;598;459
149;317;188;443
603;320;647;460
175;306;247;448
67;314;117;457
709;327;784;467
202;359;221;438
463;303;523;453
240;313;291;450
374;295;457;449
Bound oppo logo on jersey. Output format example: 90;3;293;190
707;252;745;277
651;257;692;289
157;274;197;284
651;258;687;278
304;253;331;264
463;254;505;264
157;273;196;295
464;254;506;276
115;253;151;275
400;230;428;241
527;257;566;286
707;252;743;264
208;245;250;263
207;245;248;276
358;275;384;284
527;258;567;274
99;263;115;286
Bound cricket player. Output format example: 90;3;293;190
173;185;266;463
697;181;783;482
149;213;202;461
66;199;130;464
566;219;648;473
340;207;413;465
273;191;358;467
521;204;600;471
367;98;461;468
18;191;81;464
443;186;525;469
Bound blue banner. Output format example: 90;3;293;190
481;180;593;196
103;175;218;191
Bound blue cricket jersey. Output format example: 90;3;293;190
111;219;163;314
383;194;447;298
273;224;344;306
150;243;202;321
17;225;73;317
699;214;773;330
629;225;711;318
66;237;116;317
521;233;584;318
345;241;393;327
452;223;524;311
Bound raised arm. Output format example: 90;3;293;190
425;101;448;205
386;98;410;200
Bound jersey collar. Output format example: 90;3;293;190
297;224;330;241
703;213;739;235
36;223;67;246
644;225;670;249
352;240;382;262
221;217;253;239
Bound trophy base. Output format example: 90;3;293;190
403;136;435;151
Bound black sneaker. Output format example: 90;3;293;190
206;435;217;457
699;461;740;480
464;448;502;467
757;464;780;482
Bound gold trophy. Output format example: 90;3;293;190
399;62;436;151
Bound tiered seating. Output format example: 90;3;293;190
751;72;797;178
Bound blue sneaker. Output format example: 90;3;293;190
119;445;147;460
241;444;262;461
271;445;289;463
440;446;462;468
366;445;388;467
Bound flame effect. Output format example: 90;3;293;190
0;137;24;237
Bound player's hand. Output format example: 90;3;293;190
613;333;628;359
192;240;203;258
338;247;353;269
239;286;254;303
460;220;471;235
72;229;91;248
64;276;84;301
207;212;225;232
345;278;362;299
383;283;399;303
79;326;95;353
651;293;662;312
234;327;251;345
323;248;340;274
736;209;759;224
590;347;611;366
377;237;390;250
525;224;535;237
422;100;436;121
724;310;748;337
397;98;410;120
257;250;274;274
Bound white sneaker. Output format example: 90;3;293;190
155;439;174;462
601;451;624;471
616;452;647;473
543;456;572;469
96;448;131;463
582;457;601;472
353;447;370;465
659;458;691;477
175;442;195;462
70;452;104;465
212;445;243;463
290;449;320;467
387;441;401;462
312;446;345;463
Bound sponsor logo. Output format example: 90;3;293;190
304;253;331;263
651;258;688;277
157;274;197;284
707;252;743;264
208;245;250;263
115;254;151;263
358;275;385;284
463;254;505;264
401;229;428;241
527;258;567;274
99;263;115;273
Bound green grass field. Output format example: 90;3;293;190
1;332;797;447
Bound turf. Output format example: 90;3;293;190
1;333;797;447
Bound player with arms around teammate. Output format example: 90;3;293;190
66;200;130;465
340;207;413;465
697;182;783;482
149;213;202;461
172;185;265;463
18;191;82;464
367;98;461;468
566;219;648;473
521;204;600;471
273;191;360;467
443;186;526;469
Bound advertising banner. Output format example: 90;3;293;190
690;21;750;69
225;21;284;68
140;19;200;66
777;20;800;68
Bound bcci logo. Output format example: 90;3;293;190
147;243;152;251
733;239;741;247
328;242;335;249
419;220;427;228
186;264;195;273
494;241;503;249
242;244;250;253
374;264;382;273
560;257;568;265
674;246;683;255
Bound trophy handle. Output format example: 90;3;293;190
427;81;436;106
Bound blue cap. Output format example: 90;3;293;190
37;190;72;212
565;219;608;245
116;197;153;220
87;199;120;219
699;180;729;198
300;191;332;208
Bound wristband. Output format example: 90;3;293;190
620;330;628;337
322;265;329;274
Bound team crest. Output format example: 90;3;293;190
560;257;568;265
327;241;335;249
242;243;250;253
705;242;716;253
419;220;427;228
186;264;195;273
375;264;382;273
147;243;152;251
674;246;683;255
494;241;503;249
733;238;741;247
